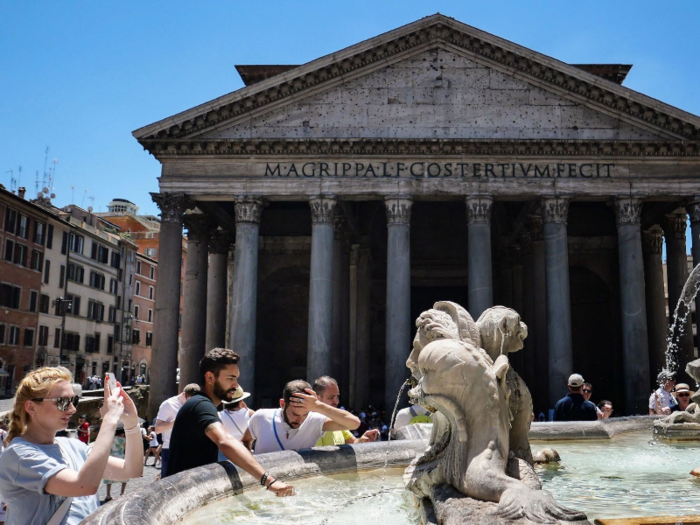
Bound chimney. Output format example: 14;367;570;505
18;187;26;199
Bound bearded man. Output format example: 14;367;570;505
165;348;294;496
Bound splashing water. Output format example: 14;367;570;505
664;263;700;381
383;379;410;481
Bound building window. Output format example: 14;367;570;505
85;333;101;353
0;284;21;309
24;328;35;347
8;326;20;345
64;332;80;351
39;294;50;314
114;324;121;343
134;305;139;319
29;290;38;312
38;325;49;346
111;252;120;269
146;248;157;259
65;294;81;316
89;271;105;290
67;263;84;283
108;306;116;323
4;208;17;233
136;261;142;275
146;331;152;347
13;243;27;266
149;286;154;300
132;329;140;345
59;264;65;287
98;245;109;264
34;222;45;245
53;328;61;348
4;239;13;261
0;323;5;344
147;309;152;323
68;233;84;254
128;299;132;312
30;249;42;271
109;278;117;294
17;215;29;239
87;300;105;321
107;335;114;354
116;295;121;309
135;281;141;296
44;259;50;284
46;224;54;249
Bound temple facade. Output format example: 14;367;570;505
134;15;700;418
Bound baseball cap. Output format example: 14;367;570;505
568;374;585;387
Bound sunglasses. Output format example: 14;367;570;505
32;396;81;412
582;389;591;393
677;393;690;398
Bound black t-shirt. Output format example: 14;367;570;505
165;393;221;477
553;393;598;422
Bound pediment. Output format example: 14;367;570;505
134;14;700;147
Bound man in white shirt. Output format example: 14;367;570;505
649;370;677;415
155;383;200;477
242;380;360;454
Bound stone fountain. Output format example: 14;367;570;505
404;302;587;524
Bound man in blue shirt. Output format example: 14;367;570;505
553;373;598;421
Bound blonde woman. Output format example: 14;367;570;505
0;367;143;525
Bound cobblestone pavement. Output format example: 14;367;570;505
0;398;14;415
97;460;161;505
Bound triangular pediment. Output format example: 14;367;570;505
134;14;700;145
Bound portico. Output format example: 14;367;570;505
136;15;700;420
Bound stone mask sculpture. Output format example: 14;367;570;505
404;302;587;524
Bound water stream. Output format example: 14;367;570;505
663;263;700;380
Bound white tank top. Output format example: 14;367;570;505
219;408;252;440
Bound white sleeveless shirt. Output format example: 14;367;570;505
219;408;252;440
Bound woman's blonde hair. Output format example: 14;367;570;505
8;367;72;442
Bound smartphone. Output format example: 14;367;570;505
105;373;120;396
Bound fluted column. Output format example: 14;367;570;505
307;196;337;382
180;214;214;388
615;197;650;414
664;210;694;380
229;197;265;396
331;216;351;385
466;195;493;319
689;200;700;358
149;192;190;420
385;196;412;411
642;226;667;382
528;213;548;412
206;230;232;352
543;197;573;408
519;232;537;393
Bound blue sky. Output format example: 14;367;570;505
1;1;698;232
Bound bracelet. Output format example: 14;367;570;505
124;425;140;435
260;472;269;486
265;477;277;490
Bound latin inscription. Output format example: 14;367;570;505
264;162;614;179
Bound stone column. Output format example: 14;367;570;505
689;200;700;357
349;241;371;409
180;214;214;388
528;213;548;412
664;210;694;380
331;216;351;385
307;196;337;382
466;195;493;319
229;197;265;395
615;197;651;414
385;197;412;411
519;232;537;391
543;197;573;409
206;230;231;352
148;192;190;420
642;226;667;382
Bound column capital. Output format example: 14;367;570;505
309;196;337;224
526;213;544;241
614;197;643;226
209;229;233;254
688;199;700;225
465;194;493;224
542;197;569;224
385;196;413;225
664;211;688;240
183;213;216;242
151;192;192;224
234;196;265;225
642;225;664;255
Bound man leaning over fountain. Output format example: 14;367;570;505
242;380;360;454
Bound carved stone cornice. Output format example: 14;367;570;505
385;197;413;225
309;196;337;224
642;226;664;255
542;197;569;224
664;212;688;240
234;197;265;225
150;192;192;224
526;214;544;242
209;229;233;254
139;138;700;158
614;197;643;226
688;200;700;225
465;195;493;224
138;17;699;142
183;213;216;242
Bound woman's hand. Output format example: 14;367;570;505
116;382;140;428
100;381;124;424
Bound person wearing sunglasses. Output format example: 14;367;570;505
672;383;694;412
0;366;143;525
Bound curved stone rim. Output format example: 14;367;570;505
80;439;427;525
529;415;658;440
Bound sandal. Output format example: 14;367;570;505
104;496;113;503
